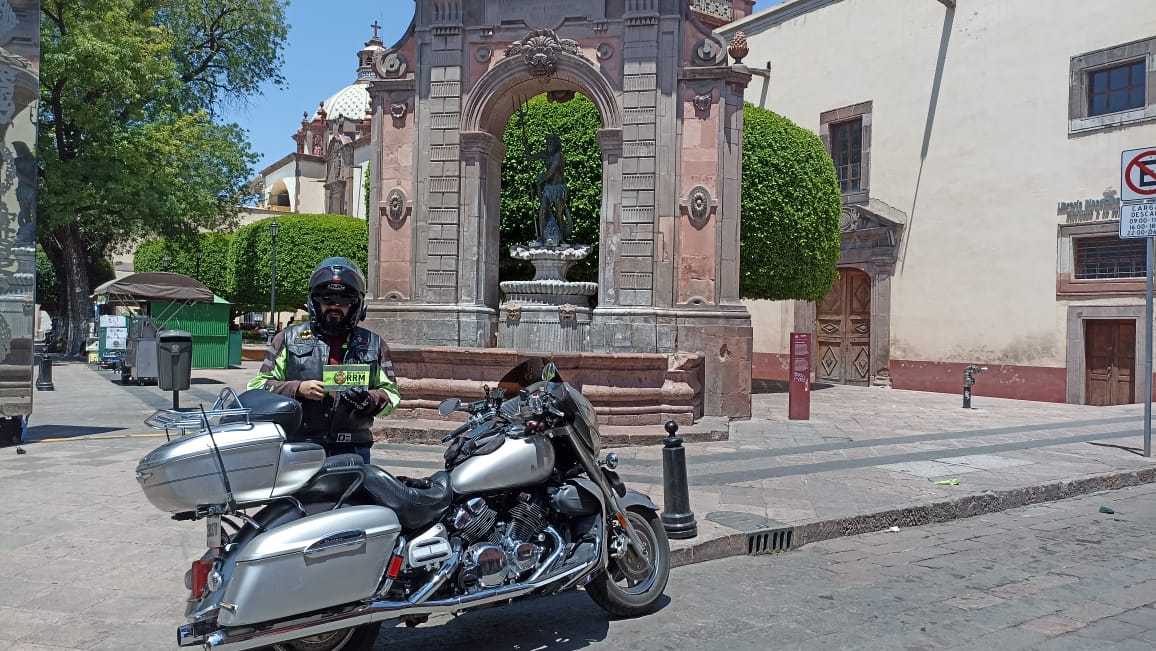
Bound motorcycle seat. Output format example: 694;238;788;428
360;466;453;530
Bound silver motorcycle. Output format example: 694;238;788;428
135;358;670;651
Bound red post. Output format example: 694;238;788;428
789;332;811;420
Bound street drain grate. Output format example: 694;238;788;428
746;527;794;555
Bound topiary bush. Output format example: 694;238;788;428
133;232;233;299
226;214;368;313
740;103;842;301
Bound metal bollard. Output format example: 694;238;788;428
660;420;698;539
35;353;55;391
962;364;987;409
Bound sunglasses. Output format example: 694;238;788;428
318;295;357;307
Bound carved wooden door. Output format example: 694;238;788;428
1085;320;1135;406
816;269;871;385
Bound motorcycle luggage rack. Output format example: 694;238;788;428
144;387;251;438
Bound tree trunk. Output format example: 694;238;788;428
42;222;91;358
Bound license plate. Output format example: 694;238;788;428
206;515;222;549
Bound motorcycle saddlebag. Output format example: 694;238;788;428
217;505;402;627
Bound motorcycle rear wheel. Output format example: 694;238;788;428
585;506;670;617
264;622;382;651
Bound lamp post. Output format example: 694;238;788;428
269;220;279;337
162;255;171;271
194;249;203;279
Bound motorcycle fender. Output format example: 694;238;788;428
574;475;659;514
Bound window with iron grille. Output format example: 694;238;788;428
831;118;862;194
1088;60;1146;116
1075;237;1147;279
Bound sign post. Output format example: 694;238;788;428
788;332;811;420
1119;147;1156;457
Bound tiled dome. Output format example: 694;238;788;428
314;83;370;121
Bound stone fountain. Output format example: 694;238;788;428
497;131;597;352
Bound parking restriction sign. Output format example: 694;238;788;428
1120;201;1156;238
1122;147;1156;201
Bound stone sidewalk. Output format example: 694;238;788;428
1;360;1155;648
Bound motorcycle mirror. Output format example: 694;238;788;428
438;398;461;417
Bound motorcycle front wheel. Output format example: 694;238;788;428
585;506;670;617
265;622;382;651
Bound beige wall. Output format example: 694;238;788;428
728;0;1156;367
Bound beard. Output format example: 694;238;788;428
323;309;346;325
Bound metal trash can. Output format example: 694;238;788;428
157;330;193;392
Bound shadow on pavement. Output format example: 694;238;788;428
376;590;668;650
752;379;836;394
1089;441;1146;457
24;425;128;441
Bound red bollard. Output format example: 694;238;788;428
788;332;811;420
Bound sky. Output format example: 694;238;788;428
223;2;414;173
226;1;784;173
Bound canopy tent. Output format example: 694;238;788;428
92;272;214;327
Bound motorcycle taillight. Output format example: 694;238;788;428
190;558;213;599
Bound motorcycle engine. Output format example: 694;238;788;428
452;493;548;590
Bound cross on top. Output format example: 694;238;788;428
371;20;381;39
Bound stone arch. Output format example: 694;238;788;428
461;52;622;135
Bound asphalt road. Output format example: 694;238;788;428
373;483;1156;650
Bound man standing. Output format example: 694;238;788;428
248;257;399;463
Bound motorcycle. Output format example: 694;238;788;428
135;358;670;651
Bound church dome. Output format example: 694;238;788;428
314;83;370;121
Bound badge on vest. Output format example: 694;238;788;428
323;364;371;391
334;432;352;443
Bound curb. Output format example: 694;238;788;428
374;419;731;447
669;466;1156;568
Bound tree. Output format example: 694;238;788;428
739;103;842;301
499;94;603;282
226;214;369;314
39;0;287;355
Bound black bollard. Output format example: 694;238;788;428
962;364;987;409
35;353;55;391
660;420;697;539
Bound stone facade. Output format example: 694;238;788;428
364;1;754;418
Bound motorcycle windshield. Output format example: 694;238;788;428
495;358;600;457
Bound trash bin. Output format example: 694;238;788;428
157;330;193;392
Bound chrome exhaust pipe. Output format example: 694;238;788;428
196;527;599;651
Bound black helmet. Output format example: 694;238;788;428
307;257;367;336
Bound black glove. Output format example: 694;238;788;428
396;475;432;489
340;385;375;416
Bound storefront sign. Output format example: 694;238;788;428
1057;189;1120;223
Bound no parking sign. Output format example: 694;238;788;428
1122;147;1156;202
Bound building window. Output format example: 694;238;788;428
1088;60;1146;116
1075;237;1147;280
831;119;862;194
820;101;871;204
1070;37;1156;134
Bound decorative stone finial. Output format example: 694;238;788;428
728;31;749;64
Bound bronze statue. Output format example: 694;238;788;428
523;132;573;247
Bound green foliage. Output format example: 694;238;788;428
36;246;113;308
740;104;842;301
133;232;233;298
227;215;369;312
364;163;372;218
499;94;603;282
38;0;287;351
36;248;56;306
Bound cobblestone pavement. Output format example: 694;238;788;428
4;362;1156;648
374;483;1156;651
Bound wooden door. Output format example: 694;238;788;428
816;269;871;385
1085;320;1136;406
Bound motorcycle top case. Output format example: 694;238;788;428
135;422;326;512
217;505;402;627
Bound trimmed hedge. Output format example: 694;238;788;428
739;103;842;301
227;214;368;313
133;232;233;299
